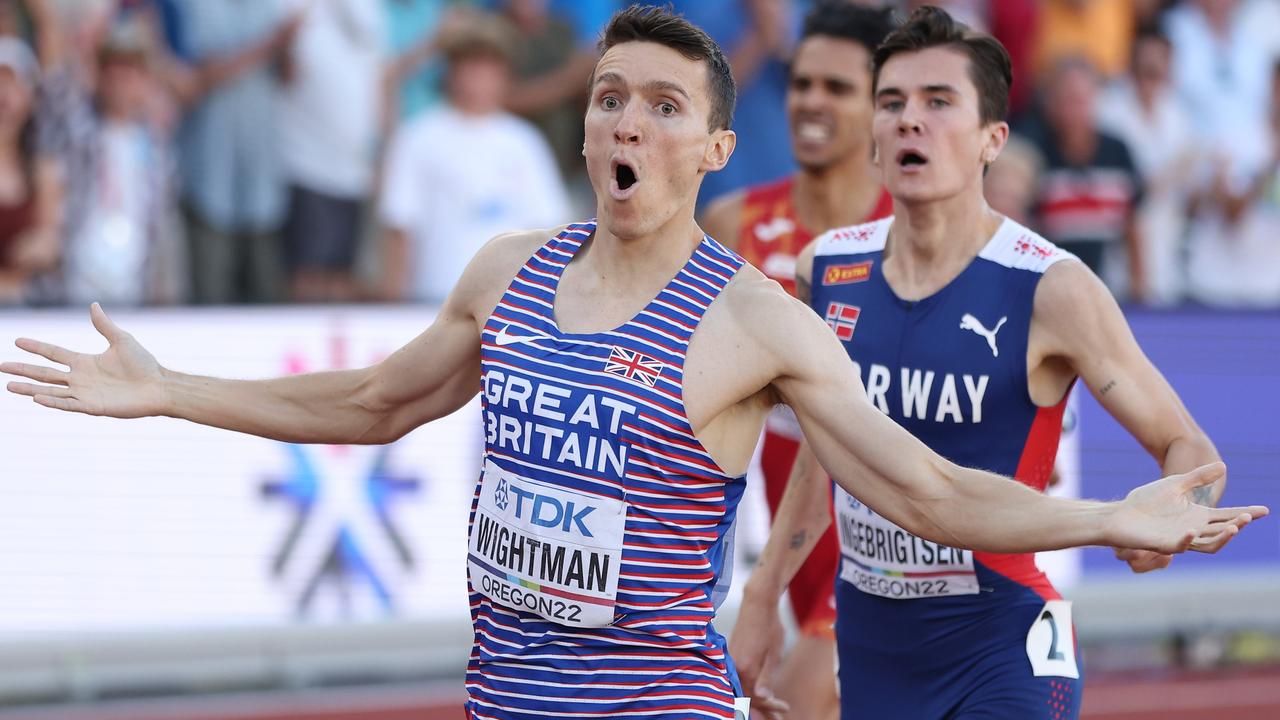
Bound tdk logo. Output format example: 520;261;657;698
494;477;510;511
499;480;596;537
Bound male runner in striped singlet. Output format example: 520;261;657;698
3;7;1266;720
736;8;1240;720
700;5;895;718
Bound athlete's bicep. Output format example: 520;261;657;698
368;231;547;437
767;301;947;528
1037;262;1206;459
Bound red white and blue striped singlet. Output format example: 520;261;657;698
465;221;749;719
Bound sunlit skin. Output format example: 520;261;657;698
872;46;1005;210
584;41;734;245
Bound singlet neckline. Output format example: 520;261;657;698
544;221;719;339
877;216;1013;309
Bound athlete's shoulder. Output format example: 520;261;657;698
813;216;894;257
451;224;572;308
718;264;813;336
700;190;747;249
978;217;1080;274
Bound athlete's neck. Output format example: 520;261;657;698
584;209;705;293
884;188;1003;301
792;145;882;232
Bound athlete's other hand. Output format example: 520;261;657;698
3;303;167;418
1114;548;1173;573
1109;462;1268;555
728;592;789;720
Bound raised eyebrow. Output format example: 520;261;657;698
592;71;624;90
643;80;691;101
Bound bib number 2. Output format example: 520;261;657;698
1025;600;1080;679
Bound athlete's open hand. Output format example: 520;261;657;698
728;591;789;720
1109;463;1268;555
2;303;168;418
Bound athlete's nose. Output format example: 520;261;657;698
613;103;643;145
897;98;924;135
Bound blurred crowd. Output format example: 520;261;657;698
0;0;1276;309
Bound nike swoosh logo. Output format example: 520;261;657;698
494;325;552;347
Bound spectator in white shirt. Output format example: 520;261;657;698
378;11;570;303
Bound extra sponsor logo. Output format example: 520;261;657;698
822;261;872;286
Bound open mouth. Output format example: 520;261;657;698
897;150;928;168
616;163;637;190
610;159;639;200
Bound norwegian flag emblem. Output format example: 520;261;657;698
604;346;666;387
824;302;861;341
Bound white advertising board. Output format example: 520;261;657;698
0;306;480;635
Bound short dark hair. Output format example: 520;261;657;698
872;6;1012;125
597;5;736;132
800;1;897;57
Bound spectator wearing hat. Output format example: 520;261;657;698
377;11;569;303
57;16;186;306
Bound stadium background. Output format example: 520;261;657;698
0;0;1278;718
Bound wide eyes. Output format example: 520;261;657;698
602;96;620;110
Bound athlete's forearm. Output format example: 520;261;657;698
161;366;394;445
893;459;1119;554
745;440;831;601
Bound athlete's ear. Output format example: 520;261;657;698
982;121;1010;167
701;128;736;173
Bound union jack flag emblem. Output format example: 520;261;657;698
824;302;861;341
604;346;666;387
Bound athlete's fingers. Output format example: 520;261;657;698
8;382;72;399
1174;462;1226;494
1209;504;1270;522
33;393;89;414
1189;523;1239;553
13;337;78;367
0;362;70;386
89;302;124;344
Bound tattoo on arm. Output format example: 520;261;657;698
1099;380;1117;395
789;531;808;550
796;274;811;306
1190;484;1216;507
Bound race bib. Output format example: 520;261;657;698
834;485;979;599
1025;600;1080;678
468;460;626;627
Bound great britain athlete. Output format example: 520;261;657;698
736;8;1239;720
1;7;1266;720
699;5;896;718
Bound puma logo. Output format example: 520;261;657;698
753;217;795;242
959;313;1007;357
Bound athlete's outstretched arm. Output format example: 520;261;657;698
752;291;1267;555
3;232;538;445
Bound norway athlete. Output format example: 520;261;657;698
738;8;1238;720
3;7;1266;720
700;6;895;718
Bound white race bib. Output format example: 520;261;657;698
1025;600;1080;678
468;460;626;627
834;485;979;599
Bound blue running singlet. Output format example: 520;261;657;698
466;222;750;719
811;216;1084;720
